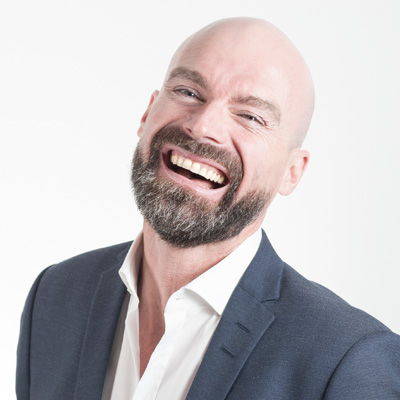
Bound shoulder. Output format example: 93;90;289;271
40;241;132;284
21;241;132;334
27;241;132;310
323;329;400;398
257;261;400;395
248;232;393;342
276;263;392;341
273;263;400;377
17;242;132;398
49;240;133;272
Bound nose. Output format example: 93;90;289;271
182;103;230;145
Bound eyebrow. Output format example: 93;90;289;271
234;95;281;124
167;67;209;90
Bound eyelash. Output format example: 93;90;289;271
174;87;202;101
238;112;266;126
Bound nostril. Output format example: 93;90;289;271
203;136;220;144
181;123;193;136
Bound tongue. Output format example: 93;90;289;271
191;177;216;190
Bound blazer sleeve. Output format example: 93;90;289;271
323;330;400;399
16;267;50;400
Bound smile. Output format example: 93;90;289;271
170;151;225;184
161;148;229;191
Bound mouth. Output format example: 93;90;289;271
162;148;229;191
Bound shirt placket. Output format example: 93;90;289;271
133;292;187;400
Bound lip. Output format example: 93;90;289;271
158;144;230;200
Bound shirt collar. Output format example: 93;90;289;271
118;229;262;316
184;229;262;315
118;231;143;303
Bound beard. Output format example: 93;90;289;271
131;125;269;248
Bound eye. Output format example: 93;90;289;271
239;112;266;126
174;87;202;101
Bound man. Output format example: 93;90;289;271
17;17;400;400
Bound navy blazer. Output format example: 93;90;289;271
17;232;400;399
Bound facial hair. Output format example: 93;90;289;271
131;125;269;248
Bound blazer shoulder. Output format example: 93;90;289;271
237;260;400;397
323;330;400;398
277;263;393;343
29;241;132;313
17;242;131;399
54;240;133;270
43;240;132;280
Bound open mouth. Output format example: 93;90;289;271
163;150;228;190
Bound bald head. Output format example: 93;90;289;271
165;17;315;147
134;18;314;242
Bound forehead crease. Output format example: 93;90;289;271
167;67;209;90
234;94;281;123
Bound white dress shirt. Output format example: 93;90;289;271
102;229;262;400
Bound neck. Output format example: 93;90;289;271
136;219;262;376
138;220;261;312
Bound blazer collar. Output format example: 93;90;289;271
73;245;130;400
238;230;283;302
186;231;284;400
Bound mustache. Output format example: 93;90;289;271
146;125;244;183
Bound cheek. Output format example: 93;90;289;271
147;111;185;143
149;96;184;123
139;107;171;147
243;151;288;192
239;152;269;190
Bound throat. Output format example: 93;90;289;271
139;308;165;377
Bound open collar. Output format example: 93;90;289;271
186;231;284;400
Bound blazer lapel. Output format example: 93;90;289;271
73;251;128;400
186;231;284;400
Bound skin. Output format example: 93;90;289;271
135;17;315;375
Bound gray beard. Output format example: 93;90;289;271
131;126;269;248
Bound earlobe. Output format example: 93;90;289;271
137;90;159;137
279;150;310;196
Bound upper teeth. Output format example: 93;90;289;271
170;153;225;184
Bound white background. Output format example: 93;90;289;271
1;0;399;397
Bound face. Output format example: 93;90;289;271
132;21;309;247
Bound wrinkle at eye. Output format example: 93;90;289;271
233;94;281;126
240;112;265;126
174;87;205;103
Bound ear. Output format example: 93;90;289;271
137;90;159;137
278;149;309;196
